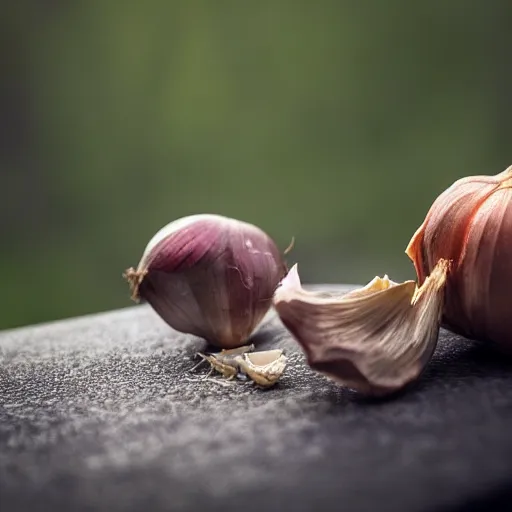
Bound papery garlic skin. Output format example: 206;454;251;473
237;350;287;387
124;214;286;349
406;165;512;349
273;261;448;395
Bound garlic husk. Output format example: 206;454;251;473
198;345;254;379
198;347;248;380
198;346;287;387
237;350;287;387
406;165;512;349
124;214;286;349
273;260;449;395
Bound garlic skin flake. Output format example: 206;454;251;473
124;214;286;349
273;260;449;396
237;350;287;388
198;346;287;387
406;165;512;350
198;345;254;380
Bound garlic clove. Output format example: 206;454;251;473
406;165;512;350
406;175;499;286
236;350;287;388
468;188;512;347
124;214;286;349
273;260;449;396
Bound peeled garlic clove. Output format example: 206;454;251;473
406;165;512;349
236;349;287;388
124;214;286;349
273;261;449;395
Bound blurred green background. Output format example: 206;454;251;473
1;1;510;330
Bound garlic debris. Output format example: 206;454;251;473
237;350;287;387
406;165;512;350
198;345;287;387
124;214;286;349
273;260;449;395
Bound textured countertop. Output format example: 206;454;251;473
1;285;512;512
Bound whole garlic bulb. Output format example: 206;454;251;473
124;214;286;349
406;165;512;350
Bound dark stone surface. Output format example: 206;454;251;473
1;285;512;512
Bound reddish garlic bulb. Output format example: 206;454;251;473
124;214;286;349
406;165;512;349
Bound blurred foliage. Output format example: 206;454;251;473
0;1;510;329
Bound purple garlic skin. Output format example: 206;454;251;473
125;214;286;349
273;262;448;396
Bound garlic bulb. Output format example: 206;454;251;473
406;165;512;350
124;214;286;349
273;260;449;395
